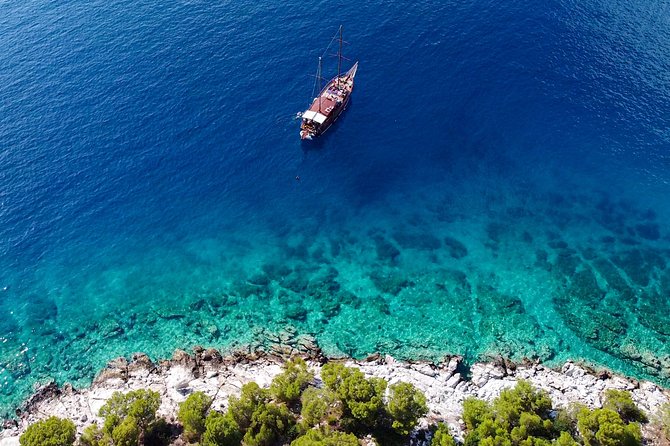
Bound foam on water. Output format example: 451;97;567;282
0;0;669;415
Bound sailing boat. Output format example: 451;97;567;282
300;26;358;140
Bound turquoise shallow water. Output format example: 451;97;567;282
1;0;670;416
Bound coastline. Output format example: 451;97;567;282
2;344;669;445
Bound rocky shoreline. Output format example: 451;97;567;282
1;346;669;445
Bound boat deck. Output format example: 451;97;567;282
307;78;352;117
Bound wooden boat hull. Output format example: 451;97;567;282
300;62;358;140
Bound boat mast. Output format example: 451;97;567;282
337;25;343;88
318;56;322;112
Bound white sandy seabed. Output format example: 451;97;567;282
1;347;669;445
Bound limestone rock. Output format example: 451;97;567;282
172;349;192;364
201;348;223;363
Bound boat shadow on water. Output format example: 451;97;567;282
300;98;354;152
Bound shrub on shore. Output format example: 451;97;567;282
431;423;456;446
242;400;295;446
602;390;648;424
299;387;343;429
80;389;164;446
290;427;359;446
656;402;670;441
216;380;295;446
270;357;315;406
201;410;242;446
228;382;270;431
19;416;76;446
321;362;387;429
576;408;641;446
386;382;428;436
177;391;213;442
461;381;646;446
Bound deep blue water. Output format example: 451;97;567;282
1;0;670;415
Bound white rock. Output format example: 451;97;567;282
446;373;461;389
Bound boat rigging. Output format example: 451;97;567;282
300;26;358;140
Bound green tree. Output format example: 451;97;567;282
270;357;314;405
510;413;552;444
300;387;343;428
79;424;111;446
465;418;513;446
462;382;557;446
432;423;457;446
320;363;387;428
386;382;428;436
602;390;648;424
462;398;493;431
552;432;578;446
243;402;295;446
178;391;213;442
576;408;641;446
551;404;584;437
111;417;140;446
228;382;269;430
202;410;242;446
290;428;359;446
493;381;552;430
19;417;76;446
321;363;351;391
99;389;161;437
655;402;670;441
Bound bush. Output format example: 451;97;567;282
98;389;162;446
291;428;359;446
656;402;670;441
300;387;343;428
228;382;269;430
464;418;512;446
493;381;552;429
552;404;584;436
19;416;76;446
111;417;140;446
602;390;648;424
270;357;314;405
321;363;387;428
202;410;242;446
386;382;428;436
553;431;579;446
99;389;161;435
462;382;557;446
243;402;295;446
462;398;493;431
178;391;213;442
79;424;109;446
431;423;456;446
321;363;349;390
576;408;641;446
510;412;552;444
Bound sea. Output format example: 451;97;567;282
1;0;669;416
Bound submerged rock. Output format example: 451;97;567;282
443;236;468;259
635;222;660;240
373;235;400;262
370;270;412;295
392;231;442;251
